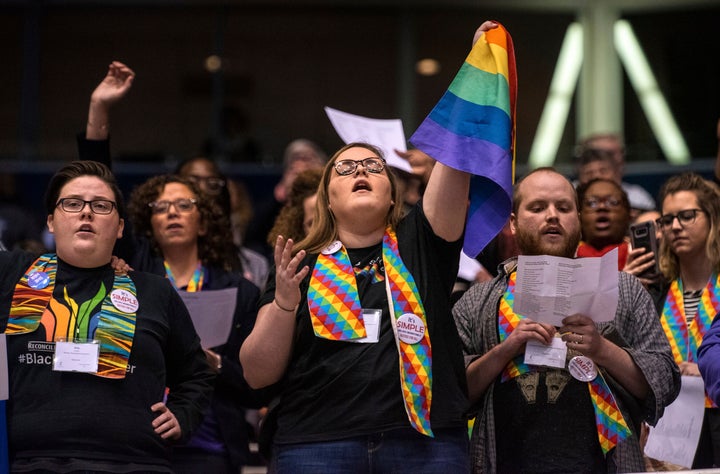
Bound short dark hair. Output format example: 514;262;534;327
44;161;126;217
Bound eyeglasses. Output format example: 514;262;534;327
583;197;623;209
148;198;198;214
657;209;704;230
185;175;226;194
56;198;116;215
334;157;386;176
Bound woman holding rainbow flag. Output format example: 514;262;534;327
240;19;515;472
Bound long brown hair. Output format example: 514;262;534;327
294;142;403;254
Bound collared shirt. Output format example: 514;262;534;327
453;258;680;473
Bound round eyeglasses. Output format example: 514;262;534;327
148;198;198;215
583;196;623;209
185;175;226;194
334;157;386;176
56;198;116;215
657;208;704;230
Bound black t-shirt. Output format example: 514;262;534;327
259;205;469;443
494;369;606;474
0;251;214;470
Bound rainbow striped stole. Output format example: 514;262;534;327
661;276;719;364
661;275;719;408
7;254;56;333
306;227;433;436
410;23;516;258
498;271;631;454
164;260;205;292
7;254;137;379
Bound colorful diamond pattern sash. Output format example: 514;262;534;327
383;226;433;437
308;248;366;340
306;227;433;436
498;271;631;454
661;275;719;407
498;272;530;382
7;254;137;379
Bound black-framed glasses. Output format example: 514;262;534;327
185;175;226;194
56;198;116;215
334;157;386;176
148;198;198;215
658;209;704;230
583;196;623;209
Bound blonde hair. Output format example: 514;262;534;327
294;142;403;254
657;173;720;280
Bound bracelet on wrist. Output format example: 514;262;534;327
274;299;297;312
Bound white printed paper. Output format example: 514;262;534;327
324;106;412;173
514;248;619;326
524;335;568;369
644;375;706;468
180;288;238;349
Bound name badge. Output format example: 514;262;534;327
53;339;100;373
524;335;568;369
348;309;381;344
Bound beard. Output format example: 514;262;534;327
515;226;580;258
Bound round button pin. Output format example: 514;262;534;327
321;240;343;255
110;289;139;313
396;313;425;344
568;355;597;382
28;271;50;290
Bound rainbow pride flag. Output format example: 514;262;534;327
410;23;516;258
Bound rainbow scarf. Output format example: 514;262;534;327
410;22;516;258
661;275;719;407
308;227;433;436
164;260;204;292
6;254;137;379
499;272;631;454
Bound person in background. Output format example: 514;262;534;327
0;160;213;472
453;167;679;473
575;178;632;269
575;134;656;219
266;168;323;248
174;156;268;289
76;62;270;290
228;177;270;290
652;173;720;469
127;174;268;472
244;138;327;258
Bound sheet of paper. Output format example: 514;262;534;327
524;335;567;369
0;335;8;400
644;375;706;468
179;288;238;349
513;248;619;326
324;106;412;173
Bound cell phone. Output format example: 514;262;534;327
629;221;660;278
